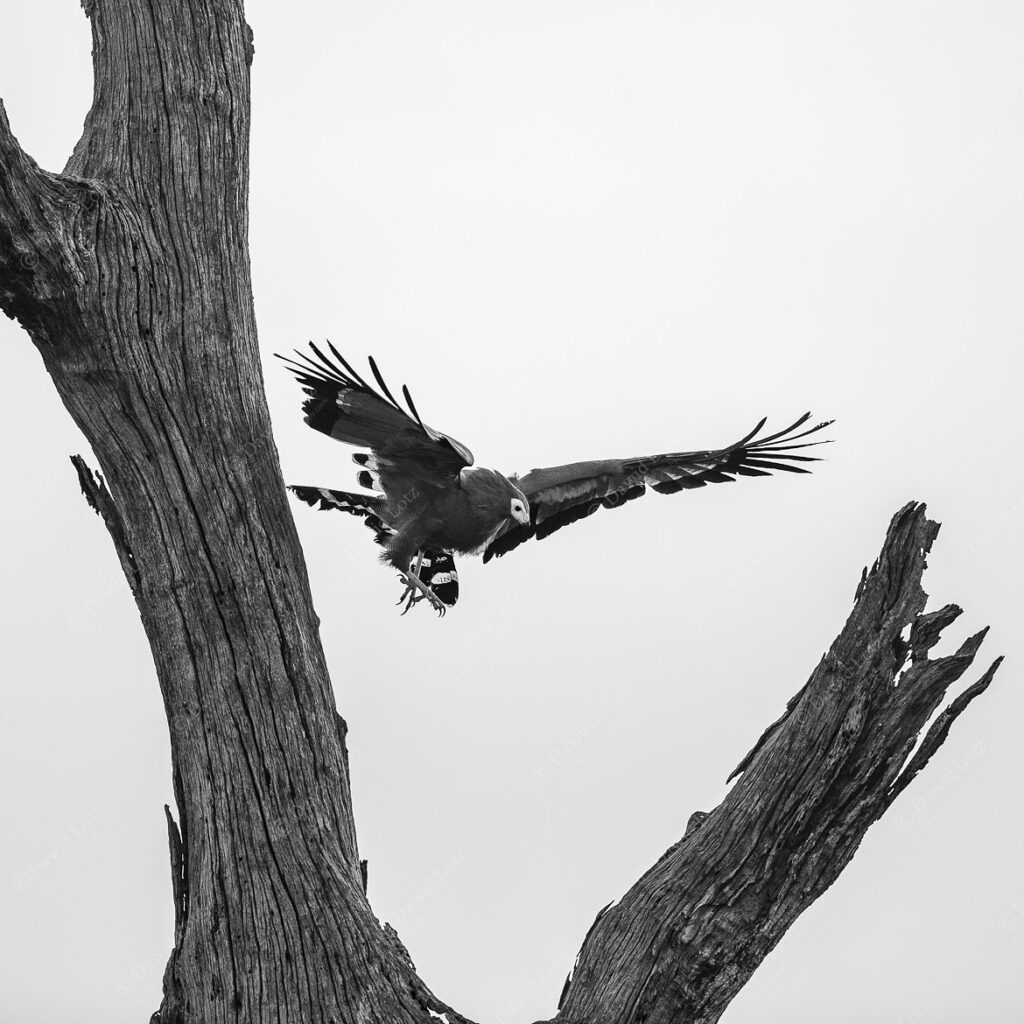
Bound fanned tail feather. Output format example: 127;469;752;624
419;550;459;608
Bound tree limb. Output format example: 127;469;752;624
553;502;1000;1024
0;98;47;230
0;99;106;340
163;803;187;945
71;453;140;595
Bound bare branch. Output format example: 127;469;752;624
0;99;55;316
890;653;1002;803
0;98;47;220
0;99;101;337
71;454;140;596
555;502;1000;1024
163;804;187;945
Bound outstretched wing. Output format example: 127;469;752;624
483;413;832;562
277;342;474;487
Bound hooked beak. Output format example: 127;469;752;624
512;505;531;526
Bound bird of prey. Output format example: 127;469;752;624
279;342;831;615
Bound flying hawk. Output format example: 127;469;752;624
279;343;831;615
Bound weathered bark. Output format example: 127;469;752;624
1;3;441;1022
554;503;1000;1023
0;3;999;1024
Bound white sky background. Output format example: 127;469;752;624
1;1;1022;1021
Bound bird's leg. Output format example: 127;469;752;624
396;553;446;616
397;552;425;613
397;568;446;616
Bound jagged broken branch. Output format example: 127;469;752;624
552;502;1000;1024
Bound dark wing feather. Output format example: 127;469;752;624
483;414;832;561
289;485;394;545
277;343;474;486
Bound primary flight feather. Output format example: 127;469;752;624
278;342;832;615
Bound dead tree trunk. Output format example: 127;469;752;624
0;4;999;1023
554;503;1000;1023
0;3;431;1022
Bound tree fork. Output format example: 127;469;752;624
0;3;999;1023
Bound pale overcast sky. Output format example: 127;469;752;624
1;2;1022;1022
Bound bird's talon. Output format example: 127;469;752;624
396;568;446;616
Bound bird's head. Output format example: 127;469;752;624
509;490;530;527
463;468;532;527
495;474;531;526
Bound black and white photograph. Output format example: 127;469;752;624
0;3;1020;1022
